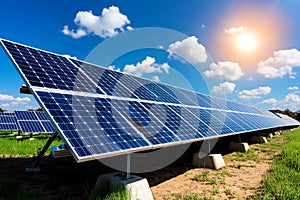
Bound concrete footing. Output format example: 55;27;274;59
96;172;154;200
229;142;249;152
192;153;226;170
250;136;268;143
261;133;274;138
274;131;281;136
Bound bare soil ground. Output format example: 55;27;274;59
0;134;284;199
151;136;284;199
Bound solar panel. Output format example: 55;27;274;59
0;112;20;130
14;111;55;133
1;39;299;162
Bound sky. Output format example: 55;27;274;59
1;0;300;112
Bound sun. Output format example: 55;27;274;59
236;33;257;52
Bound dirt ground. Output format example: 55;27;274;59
151;138;282;200
0;134;283;199
151;155;271;199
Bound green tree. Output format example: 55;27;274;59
0;108;7;112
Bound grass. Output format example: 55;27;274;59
252;128;300;199
224;188;232;196
0;133;62;158
228;149;261;163
88;178;130;200
172;192;214;200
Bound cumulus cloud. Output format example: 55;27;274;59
62;54;78;60
203;61;244;81
152;76;160;82
108;65;121;72
285;93;300;103
123;56;170;77
257;49;300;78
211;82;236;94
260;93;300;111
238;86;271;100
167;36;207;64
261;98;277;104
225;26;244;34
288;86;298;90
0;94;31;108
0;94;14;101
63;6;131;39
14;97;31;103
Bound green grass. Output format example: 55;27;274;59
0;135;62;158
229;149;260;162
172;192;214;200
88;178;130;200
224;188;232;196
252;128;300;199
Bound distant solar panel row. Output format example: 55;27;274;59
0;112;19;130
1;39;299;162
0;111;54;133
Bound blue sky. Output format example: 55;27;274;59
1;0;300;111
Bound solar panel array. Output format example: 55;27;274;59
0;111;54;133
0;112;19;130
1;39;299;162
14;111;54;133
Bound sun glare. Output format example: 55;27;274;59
236;33;257;52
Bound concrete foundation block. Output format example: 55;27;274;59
274;131;281;136
261;133;274;138
96;172;153;200
16;135;22;140
251;136;268;143
192;153;226;170
229;142;249;152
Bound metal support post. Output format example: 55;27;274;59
26;131;58;172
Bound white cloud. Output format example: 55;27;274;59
108;65;121;72
288;86;298;90
261;98;277;104
0;95;31;108
123;56;170;77
62;27;87;39
259;93;300;111
225;26;244;34
211;82;236;94
63;6;131;39
14;97;31;103
203;61;244;81
0;94;14;101
238;86;271;100
126;26;134;31
257;49;300;78
152;76;160;82
62;54;78;60
285;93;300;103
167;36;207;64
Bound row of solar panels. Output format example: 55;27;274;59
1;39;299;162
1;39;267;115
0;111;54;133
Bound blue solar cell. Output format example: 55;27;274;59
0;113;20;130
41;121;55;132
14;111;54;133
18;121;45;133
15;111;38;120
